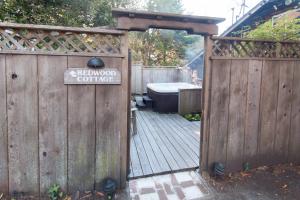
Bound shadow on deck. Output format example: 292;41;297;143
129;110;200;179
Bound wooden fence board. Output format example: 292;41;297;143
38;56;68;193
67;57;96;193
95;58;122;188
274;61;294;164
289;61;300;164
258;60;280;165
178;88;202;115
244;60;262;167
227;60;248;171
6;55;39;194
0;55;8;193
131;65;142;94
208;59;231;169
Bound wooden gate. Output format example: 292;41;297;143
201;37;300;173
0;23;129;196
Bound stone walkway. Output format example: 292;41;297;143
129;171;212;200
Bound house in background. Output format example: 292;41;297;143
186;0;300;81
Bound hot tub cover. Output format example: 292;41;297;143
147;82;201;93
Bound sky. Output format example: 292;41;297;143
182;0;261;34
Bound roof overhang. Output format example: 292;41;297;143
112;9;225;35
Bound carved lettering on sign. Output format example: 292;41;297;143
64;68;121;85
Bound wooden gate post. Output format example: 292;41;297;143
120;32;129;188
200;35;213;172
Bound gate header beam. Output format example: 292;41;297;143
112;9;224;35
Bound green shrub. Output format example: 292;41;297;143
48;184;64;200
183;113;201;121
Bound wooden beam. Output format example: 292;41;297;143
116;17;219;35
112;9;224;35
0;50;125;58
0;22;125;35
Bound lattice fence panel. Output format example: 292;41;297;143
0;27;122;55
212;37;300;59
280;42;300;58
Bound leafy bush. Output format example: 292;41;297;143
48;184;64;200
246;12;300;41
183;113;201;121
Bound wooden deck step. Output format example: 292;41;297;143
135;96;146;109
143;95;153;108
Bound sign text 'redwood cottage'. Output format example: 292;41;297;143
64;68;121;85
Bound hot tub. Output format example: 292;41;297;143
147;82;200;113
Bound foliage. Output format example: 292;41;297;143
0;0;138;27
245;14;300;41
130;29;201;66
48;184;64;200
147;0;183;13
129;0;203;66
183;113;201;121
0;0;203;66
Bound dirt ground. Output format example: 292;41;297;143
0;186;129;200
1;164;299;200
203;163;300;200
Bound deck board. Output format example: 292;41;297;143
137;113;171;172
129;110;200;179
129;135;143;178
147;112;196;167
171;115;200;140
136;115;166;174
140;111;186;170
159;114;200;151
152;113;199;165
132;129;153;176
139;112;180;171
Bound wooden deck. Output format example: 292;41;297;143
129;110;200;179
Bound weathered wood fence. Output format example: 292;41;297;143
201;37;300;173
0;23;129;196
2;22;300;198
178;88;202;115
131;65;192;94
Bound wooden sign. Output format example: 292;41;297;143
64;68;121;85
